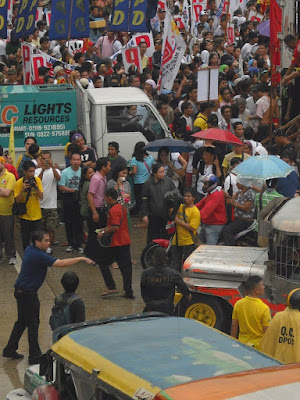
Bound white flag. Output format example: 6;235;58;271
158;9;187;93
182;0;190;31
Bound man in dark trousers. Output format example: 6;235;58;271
97;188;134;299
140;247;191;316
2;230;94;365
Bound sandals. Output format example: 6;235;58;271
100;289;118;297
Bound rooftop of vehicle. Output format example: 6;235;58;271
85;86;151;105
52;316;280;398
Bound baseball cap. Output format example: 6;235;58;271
158;8;166;12
145;79;157;89
7;68;16;75
251;84;259;92
200;11;208;16
234;77;242;86
53;66;64;75
38;66;50;75
79;78;89;89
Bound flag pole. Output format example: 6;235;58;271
68;0;74;52
225;0;230;39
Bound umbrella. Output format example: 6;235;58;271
257;20;270;37
192;128;243;145
143;138;195;153
232;155;294;180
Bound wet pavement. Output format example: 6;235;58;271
0;216;147;397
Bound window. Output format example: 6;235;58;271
274;231;300;281
106;105;165;140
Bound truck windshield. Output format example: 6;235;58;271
106;105;165;141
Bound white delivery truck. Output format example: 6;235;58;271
76;83;170;161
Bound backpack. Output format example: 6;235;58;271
49;293;79;331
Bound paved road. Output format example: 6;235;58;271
0;217;147;397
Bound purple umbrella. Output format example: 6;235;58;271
257;20;270;37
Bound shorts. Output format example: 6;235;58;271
41;208;59;231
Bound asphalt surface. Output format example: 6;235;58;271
0;216;147;397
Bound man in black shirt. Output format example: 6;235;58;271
140;247;191;316
106;141;127;181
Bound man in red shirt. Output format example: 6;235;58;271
282;35;300;85
97;188;134;299
195;174;226;245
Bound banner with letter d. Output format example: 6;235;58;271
12;0;38;39
110;0;158;32
0;0;8;39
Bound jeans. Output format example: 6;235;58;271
0;215;16;258
63;199;83;248
199;224;224;245
223;218;253;246
20;219;42;250
4;289;41;358
97;245;133;296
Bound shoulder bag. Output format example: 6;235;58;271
12;187;31;215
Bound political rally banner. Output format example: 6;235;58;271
122;46;142;72
21;43;33;84
35;6;43;23
182;0;190;31
158;9;186;93
227;23;235;44
12;0;39;39
111;0;158;32
49;0;89;40
216;0;225;18
248;10;264;22
192;0;207;23
7;0;12;24
45;11;51;26
0;0;8;39
128;32;155;56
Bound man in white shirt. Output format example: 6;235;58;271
241;32;258;60
246;84;260;133
35;151;61;254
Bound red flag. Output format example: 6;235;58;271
269;0;282;86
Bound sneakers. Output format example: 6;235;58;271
76;247;84;254
8;257;17;265
66;246;73;252
46;248;52;255
2;350;24;359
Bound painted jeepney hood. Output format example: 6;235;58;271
183;245;268;283
51;317;280;400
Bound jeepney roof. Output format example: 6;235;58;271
52;316;280;399
0;84;74;96
271;197;300;234
86;87;151;105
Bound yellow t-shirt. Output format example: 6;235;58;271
222;152;250;170
172;204;200;247
14;177;43;221
194;113;208;130
141;55;149;70
0;170;16;215
261;307;300;364
232;296;271;349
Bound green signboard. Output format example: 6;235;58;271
0;84;77;148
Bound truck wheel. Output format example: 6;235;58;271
178;295;225;330
141;243;163;270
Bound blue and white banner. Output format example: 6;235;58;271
110;0;158;32
0;0;8;39
12;0;38;39
216;0;225;19
49;0;89;40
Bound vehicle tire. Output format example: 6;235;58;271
177;294;225;331
141;242;163;270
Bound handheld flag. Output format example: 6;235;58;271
9;120;15;166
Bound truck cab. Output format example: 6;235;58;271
179;197;300;333
77;85;170;161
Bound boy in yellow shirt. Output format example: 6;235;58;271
171;188;200;273
231;276;271;349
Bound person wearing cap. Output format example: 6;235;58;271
261;289;300;363
241;31;258;61
4;69;18;85
37;20;47;38
53;65;66;84
0;156;17;265
141;247;191;315
223;175;256;246
72;132;97;169
200;11;209;30
144;79;156;102
231;275;271;349
106;141;126;181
